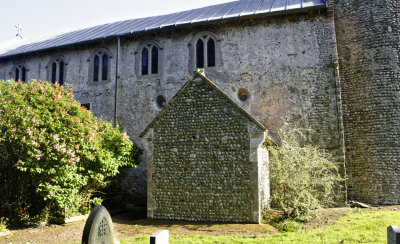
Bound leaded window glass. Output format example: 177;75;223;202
102;54;108;81
196;39;204;69
141;43;160;76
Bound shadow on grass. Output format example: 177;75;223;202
111;211;278;236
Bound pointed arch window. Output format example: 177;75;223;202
141;43;160;75
94;55;99;81
141;48;149;75
207;38;215;67
190;32;220;71
196;39;204;68
195;34;216;69
13;64;27;82
91;49;111;82
48;57;65;85
102;55;108;80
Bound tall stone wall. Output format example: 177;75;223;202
334;0;400;204
0;11;341;150
143;75;267;223
0;10;344;207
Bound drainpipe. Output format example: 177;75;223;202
114;36;120;127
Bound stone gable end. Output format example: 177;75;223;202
141;72;270;223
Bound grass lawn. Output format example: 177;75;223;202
119;210;400;243
3;208;399;243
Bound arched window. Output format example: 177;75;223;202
151;46;158;74
207;38;215;67
90;49;111;82
190;32;220;71
12;64;27;82
196;39;204;68
59;61;64;85
196;34;216;69
94;55;99;81
15;69;19;81
51;62;57;84
142;48;149;75
102;54;108;80
141;43;160;76
48;57;66;85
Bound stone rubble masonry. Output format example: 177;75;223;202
334;0;400;204
2;0;400;208
142;73;269;223
0;10;345;207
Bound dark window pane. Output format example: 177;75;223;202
15;68;19;81
51;62;57;84
142;48;148;75
151;46;158;74
21;67;26;82
59;61;64;85
207;38;215;67
196;39;204;68
102;54;108;80
94;55;99;81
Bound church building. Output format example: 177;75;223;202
0;0;399;215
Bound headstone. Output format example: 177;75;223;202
388;225;400;244
150;230;169;244
82;205;118;244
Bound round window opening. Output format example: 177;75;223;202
156;95;166;108
238;88;250;101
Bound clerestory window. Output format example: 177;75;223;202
196;34;216;69
12;64;27;82
48;57;65;85
189;32;220;72
141;43;159;75
92;50;110;82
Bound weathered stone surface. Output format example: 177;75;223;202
388;225;400;244
82;205;118;244
142;73;269;223
334;0;400;205
0;10;345;206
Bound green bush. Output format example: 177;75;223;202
0;217;8;232
0;80;138;225
268;126;342;222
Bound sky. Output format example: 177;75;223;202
0;0;234;42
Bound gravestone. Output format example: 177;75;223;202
82;205;118;244
150;230;169;244
388;225;400;244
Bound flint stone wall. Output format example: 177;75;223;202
0;10;344;207
142;75;268;223
334;0;400;204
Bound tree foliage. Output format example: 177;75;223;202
268;126;342;222
0;80;138;224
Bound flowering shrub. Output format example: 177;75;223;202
0;80;138;225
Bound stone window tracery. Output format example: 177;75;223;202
12;64;27;82
91;50;111;82
196;35;216;69
141;43;160;76
47;57;65;85
189;32;221;72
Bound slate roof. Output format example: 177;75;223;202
0;0;326;59
140;71;277;145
